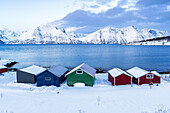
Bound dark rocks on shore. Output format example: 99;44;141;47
5;61;18;67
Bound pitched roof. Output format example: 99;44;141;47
151;71;161;77
108;68;132;77
20;65;46;76
127;67;149;78
48;65;68;77
65;63;96;77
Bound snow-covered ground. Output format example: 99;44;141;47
0;72;170;113
0;59;12;66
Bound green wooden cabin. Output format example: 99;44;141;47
66;63;96;87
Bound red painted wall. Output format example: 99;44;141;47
108;73;132;86
0;68;8;74
115;74;131;85
139;73;161;85
108;73;114;86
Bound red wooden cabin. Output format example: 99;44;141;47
127;67;161;85
108;68;132;86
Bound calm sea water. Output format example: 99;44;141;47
0;44;170;72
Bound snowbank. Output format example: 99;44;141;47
0;59;12;66
0;72;170;113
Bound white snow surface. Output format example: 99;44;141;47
77;26;168;44
0;28;22;41
127;67;149;78
0;59;12;66
151;71;161;77
65;63;96;77
0;72;170;113
3;25;168;45
108;68;132;77
13;24;73;44
73;83;85;87
20;65;46;76
0;65;6;69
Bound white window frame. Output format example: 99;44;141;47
146;74;154;79
76;69;83;74
45;77;51;81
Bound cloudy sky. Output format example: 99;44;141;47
0;0;170;33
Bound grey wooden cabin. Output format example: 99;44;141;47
17;65;46;84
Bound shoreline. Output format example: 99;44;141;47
2;59;169;74
9;65;170;74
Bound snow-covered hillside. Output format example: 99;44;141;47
1;72;170;113
2;25;169;45
7;24;75;44
126;36;170;45
0;40;4;44
0;28;22;42
78;26;168;44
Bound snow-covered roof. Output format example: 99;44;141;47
127;67;149;78
108;68;132;77
65;63;96;77
0;65;7;69
48;65;68;77
20;65;46;76
151;71;161;77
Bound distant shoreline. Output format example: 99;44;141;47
9;65;170;74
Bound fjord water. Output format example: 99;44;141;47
0;45;169;72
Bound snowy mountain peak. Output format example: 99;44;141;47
2;25;168;45
13;24;73;44
0;28;22;41
77;26;168;44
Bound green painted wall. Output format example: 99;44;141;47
67;69;94;86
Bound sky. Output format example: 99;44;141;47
0;0;82;30
0;0;170;32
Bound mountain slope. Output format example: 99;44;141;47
9;24;74;44
126;36;170;45
0;40;4;44
4;25;169;45
77;26;167;44
0;28;21;41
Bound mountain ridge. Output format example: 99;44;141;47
0;24;169;45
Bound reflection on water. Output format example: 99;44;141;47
0;44;170;71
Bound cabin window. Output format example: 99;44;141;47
146;74;154;79
45;77;51;81
76;69;83;74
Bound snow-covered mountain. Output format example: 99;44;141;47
126;36;170;45
77;26;168;44
0;28;22;42
11;24;74;44
3;25;169;44
0;40;4;44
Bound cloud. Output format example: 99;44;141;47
65;26;86;33
133;12;147;19
89;5;100;8
136;0;170;7
167;5;170;11
120;0;139;8
74;0;122;13
52;0;170;33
